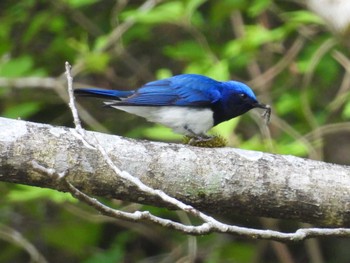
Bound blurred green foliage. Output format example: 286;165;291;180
1;0;350;262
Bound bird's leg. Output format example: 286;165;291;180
185;134;226;147
183;127;226;147
189;134;213;143
183;126;212;144
187;134;215;145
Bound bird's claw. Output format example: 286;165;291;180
188;135;213;145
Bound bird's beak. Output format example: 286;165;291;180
253;102;271;124
253;102;269;110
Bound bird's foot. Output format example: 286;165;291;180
183;134;227;148
188;135;213;145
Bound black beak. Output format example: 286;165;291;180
253;102;271;124
253;102;269;109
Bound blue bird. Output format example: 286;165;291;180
74;74;270;139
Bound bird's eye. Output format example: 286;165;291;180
239;93;248;100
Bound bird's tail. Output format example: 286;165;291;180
74;88;134;99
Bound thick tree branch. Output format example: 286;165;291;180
1;117;350;227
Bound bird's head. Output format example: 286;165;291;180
212;81;270;124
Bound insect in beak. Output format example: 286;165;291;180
254;103;271;124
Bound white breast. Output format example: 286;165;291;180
110;105;214;136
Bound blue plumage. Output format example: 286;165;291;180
74;74;270;137
74;88;134;99
125;75;222;106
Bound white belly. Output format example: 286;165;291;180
111;105;214;136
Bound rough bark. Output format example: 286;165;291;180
1;117;350;227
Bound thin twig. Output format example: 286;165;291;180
0;224;48;263
65;62;83;131
248;37;305;90
30;159;350;242
0;77;58;89
300;38;337;160
97;0;160;53
327;50;350;112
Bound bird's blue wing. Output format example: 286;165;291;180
116;74;222;107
